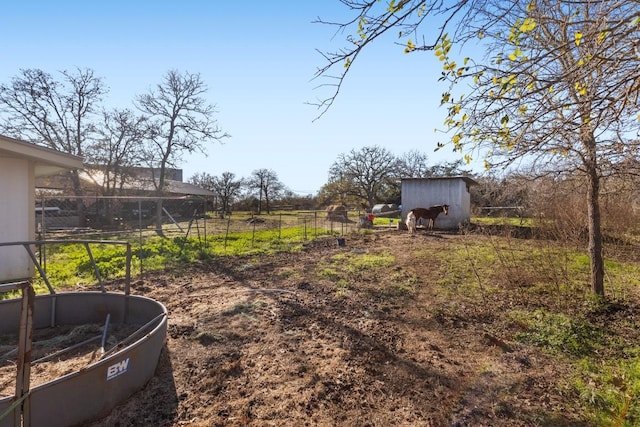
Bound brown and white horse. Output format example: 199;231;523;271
410;205;449;231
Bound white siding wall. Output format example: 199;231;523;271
401;178;472;229
0;157;34;281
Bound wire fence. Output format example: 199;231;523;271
35;195;374;240
32;196;380;283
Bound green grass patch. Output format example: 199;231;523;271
571;358;640;426
373;217;400;227
33;226;330;292
510;308;607;358
472;216;534;227
316;250;397;297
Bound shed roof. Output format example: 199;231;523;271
401;176;478;186
0;134;83;177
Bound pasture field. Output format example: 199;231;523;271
53;222;640;427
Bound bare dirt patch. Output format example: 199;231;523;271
61;231;583;425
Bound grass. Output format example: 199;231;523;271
473;216;535;227
430;231;640;426
317;250;398;298
23;224;334;294
16;214;640;425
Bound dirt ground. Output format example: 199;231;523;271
85;230;583;427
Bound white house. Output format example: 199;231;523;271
0;135;83;282
401;177;478;230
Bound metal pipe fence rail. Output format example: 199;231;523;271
0;240;132;295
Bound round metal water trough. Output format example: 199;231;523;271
0;291;167;427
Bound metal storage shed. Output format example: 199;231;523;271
401;176;478;230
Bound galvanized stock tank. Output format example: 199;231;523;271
0;291;167;427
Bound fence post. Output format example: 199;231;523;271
14;282;34;426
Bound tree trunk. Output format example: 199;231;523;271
70;171;86;227
155;166;166;234
587;168;605;296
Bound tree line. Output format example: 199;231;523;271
189;146;473;216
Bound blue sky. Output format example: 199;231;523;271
1;1;467;195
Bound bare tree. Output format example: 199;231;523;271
136;70;229;232
86;109;147;195
248;169;284;215
83;109;147;225
190;171;243;218
396;149;430;178
0;67;106;223
188;172;216;190
327;145;399;210
315;1;640;297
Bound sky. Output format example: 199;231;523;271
1;1;472;196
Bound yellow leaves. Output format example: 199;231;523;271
344;58;351;69
518;105;528;115
357;17;368;40
509;47;523;61
597;31;608;45
520;18;536;33
404;39;416;54
435;34;452;61
387;0;405;13
574;31;583;47
484;159;492;170
441;92;451;104
452;133;463;149
496;74;518;95
508;27;518;44
574;81;587;96
417;3;426;17
464;154;472;164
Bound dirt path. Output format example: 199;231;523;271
86;231;578;426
